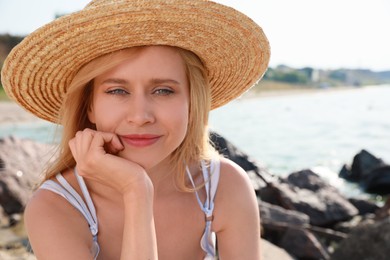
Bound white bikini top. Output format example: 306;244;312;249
40;159;220;260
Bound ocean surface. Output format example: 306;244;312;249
209;85;390;198
1;85;389;198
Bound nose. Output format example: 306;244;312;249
126;94;155;125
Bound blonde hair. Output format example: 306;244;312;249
43;46;217;191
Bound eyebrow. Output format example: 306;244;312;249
100;78;181;86
100;78;128;85
150;78;181;85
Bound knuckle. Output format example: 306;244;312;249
84;128;95;136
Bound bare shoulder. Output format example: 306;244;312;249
25;185;83;225
213;157;259;230
212;157;261;258
24;180;93;259
217;157;255;195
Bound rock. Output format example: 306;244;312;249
0;136;54;223
339;149;385;182
333;215;375;234
351;149;386;180
260;200;309;245
348;198;380;215
339;150;390;194
0;219;35;260
260;200;310;226
274;170;358;226
0;249;36;260
362;165;390;194
338;164;353;181
331;217;390;260
257;182;286;206
285;169;329;191
260;201;330;259
279;228;329;260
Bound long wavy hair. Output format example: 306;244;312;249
43;46;217;191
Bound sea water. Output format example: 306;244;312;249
209;85;390;198
1;85;389;198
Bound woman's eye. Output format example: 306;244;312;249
106;88;128;95
154;88;174;96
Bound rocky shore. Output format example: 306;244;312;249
211;132;390;260
1;100;390;259
1;133;390;259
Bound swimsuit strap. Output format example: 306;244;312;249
73;168;98;235
186;159;221;258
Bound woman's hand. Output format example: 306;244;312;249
66;128;157;259
68;128;152;195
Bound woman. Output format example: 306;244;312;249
1;0;270;259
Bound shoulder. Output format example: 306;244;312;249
213;157;259;228
25;170;82;225
24;174;93;259
216;157;254;196
211;157;262;258
25;181;82;224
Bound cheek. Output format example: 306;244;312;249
172;105;189;141
88;98;124;131
176;112;189;136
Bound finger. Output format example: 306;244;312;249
74;130;84;160
104;134;124;154
69;131;84;160
69;129;94;164
91;131;124;155
80;128;95;156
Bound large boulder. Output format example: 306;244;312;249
348;198;380;216
260;201;331;259
331;217;390;260
339;149;390;194
0;136;54;225
362;165;390;194
279;228;329;260
351;149;386;180
260;200;310;227
261;170;359;226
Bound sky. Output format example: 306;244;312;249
0;0;389;71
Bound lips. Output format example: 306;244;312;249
120;134;162;147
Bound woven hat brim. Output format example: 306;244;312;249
1;0;270;123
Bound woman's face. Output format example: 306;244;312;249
88;46;190;170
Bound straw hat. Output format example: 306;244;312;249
1;0;270;123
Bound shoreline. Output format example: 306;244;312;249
243;84;378;99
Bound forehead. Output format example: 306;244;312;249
94;46;188;82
